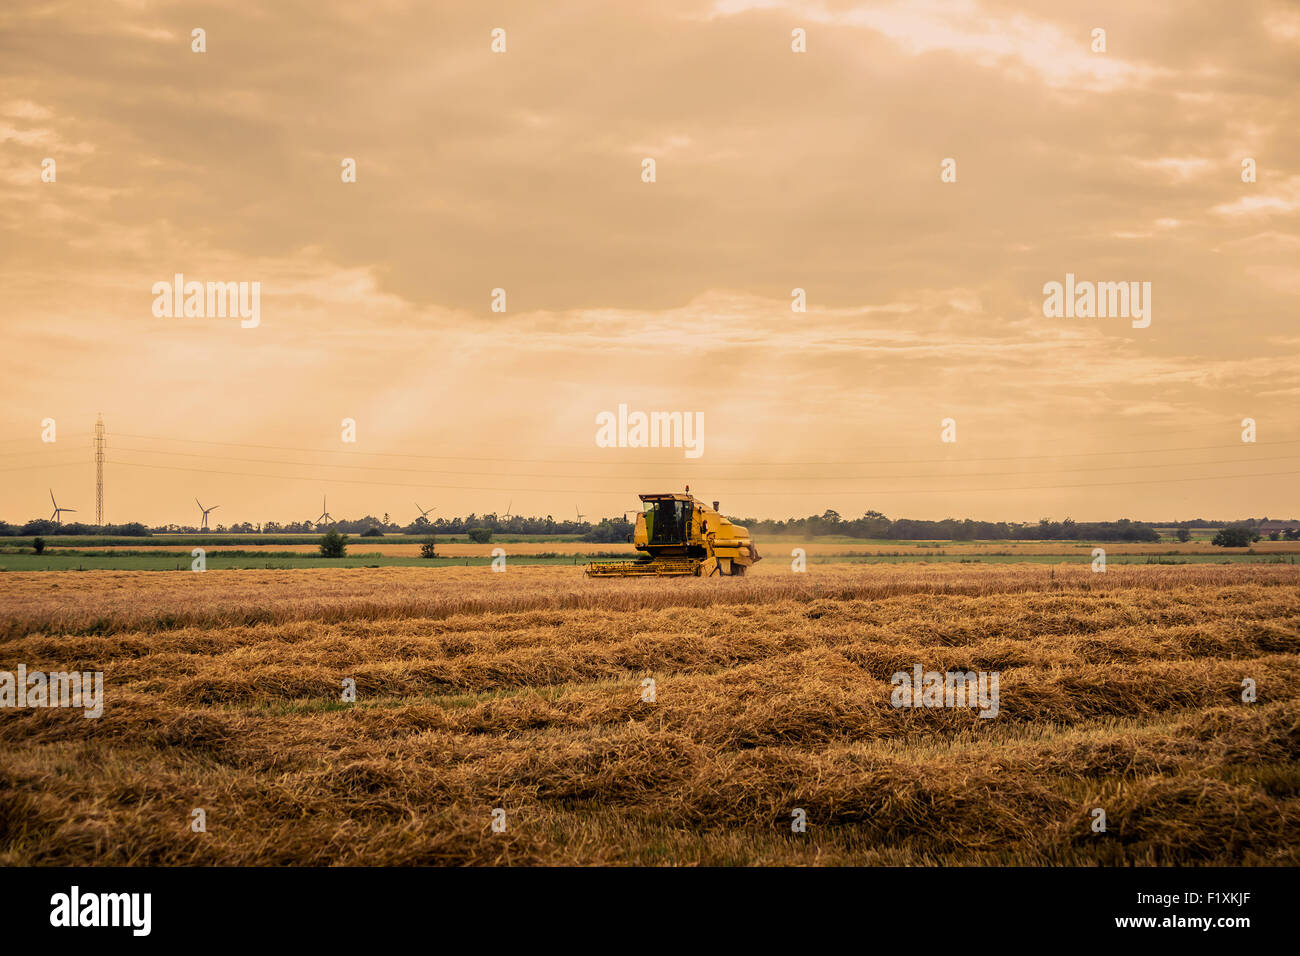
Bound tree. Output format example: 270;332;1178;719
1211;526;1254;548
582;518;634;543
467;527;492;543
319;530;348;557
419;535;438;559
32;536;45;555
1175;528;1191;543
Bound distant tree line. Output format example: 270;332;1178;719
1;511;1295;544
0;513;634;541
0;520;151;536
727;511;1165;542
235;514;599;536
1162;517;1299;537
582;518;635;543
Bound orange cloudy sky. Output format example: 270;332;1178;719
2;0;1298;526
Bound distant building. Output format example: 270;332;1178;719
1256;520;1298;534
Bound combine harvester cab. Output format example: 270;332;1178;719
586;491;761;578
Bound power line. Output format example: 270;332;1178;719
3;426;1297;465
0;434;90;445
0;458;92;473
0;417;1254;452
106;431;1300;467
107;442;1300;481
0;440;95;457
106;457;1300;496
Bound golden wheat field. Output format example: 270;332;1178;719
2;562;1298;866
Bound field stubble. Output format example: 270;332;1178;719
1;563;1297;865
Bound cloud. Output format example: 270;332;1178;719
0;0;1296;522
1211;175;1300;217
709;0;1165;91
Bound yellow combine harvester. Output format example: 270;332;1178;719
585;490;762;577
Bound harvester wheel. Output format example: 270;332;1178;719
732;564;745;577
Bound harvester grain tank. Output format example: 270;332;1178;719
585;491;761;577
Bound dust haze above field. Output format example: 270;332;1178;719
2;0;1298;526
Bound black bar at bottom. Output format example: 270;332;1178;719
1;865;1279;943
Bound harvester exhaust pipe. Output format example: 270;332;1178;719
713;501;719;511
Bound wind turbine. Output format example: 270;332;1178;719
415;502;435;521
49;489;76;525
503;500;514;521
315;496;334;526
575;505;586;523
195;497;219;531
